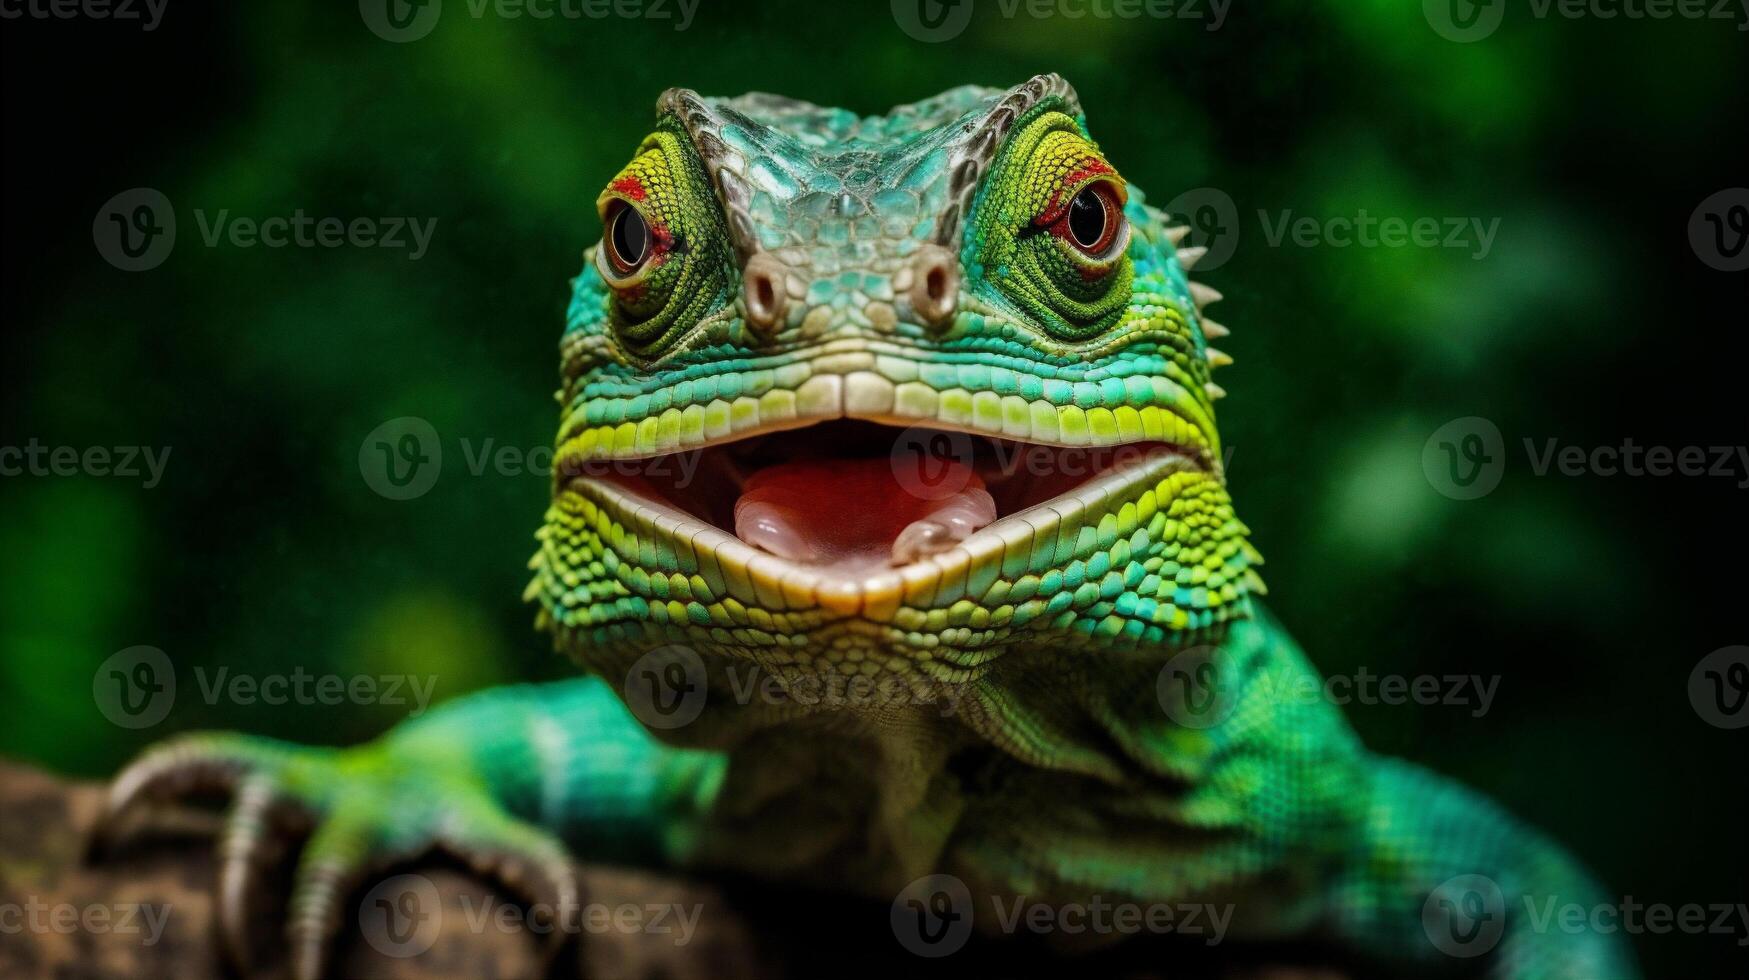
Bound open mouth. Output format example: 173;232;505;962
559;419;1208;579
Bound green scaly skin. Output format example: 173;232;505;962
101;76;1638;979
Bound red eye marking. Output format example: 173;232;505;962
611;175;649;201
1033;159;1117;228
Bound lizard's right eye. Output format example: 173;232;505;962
604;201;652;279
592;135;734;355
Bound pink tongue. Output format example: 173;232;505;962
733;458;996;569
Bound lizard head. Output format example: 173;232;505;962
529;75;1261;718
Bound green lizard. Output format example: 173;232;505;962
99;75;1638;978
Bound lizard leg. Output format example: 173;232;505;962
93;677;725;980
1324;756;1639;979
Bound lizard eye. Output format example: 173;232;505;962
592;135;735;356
965;115;1136;341
1063;183;1123;257
1048;179;1129;272
604;201;652;278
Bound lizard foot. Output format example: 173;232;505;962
91;731;581;980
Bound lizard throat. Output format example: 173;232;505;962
562;419;1201;578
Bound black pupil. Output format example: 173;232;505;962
612;206;649;268
1067;187;1107;249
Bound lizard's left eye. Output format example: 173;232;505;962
604;201;652;278
1062;183;1124;258
965;116;1135;340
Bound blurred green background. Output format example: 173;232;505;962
2;1;1744;974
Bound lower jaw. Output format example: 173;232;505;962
546;446;1210;624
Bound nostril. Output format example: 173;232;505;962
910;244;958;331
742;253;788;337
925;266;948;303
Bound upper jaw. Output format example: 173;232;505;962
552;337;1218;468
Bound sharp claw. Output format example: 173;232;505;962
288;854;362;980
288;813;415;980
217;775;285;974
91;734;264;856
522;843;582;958
97;734;588;978
444;827;582;958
